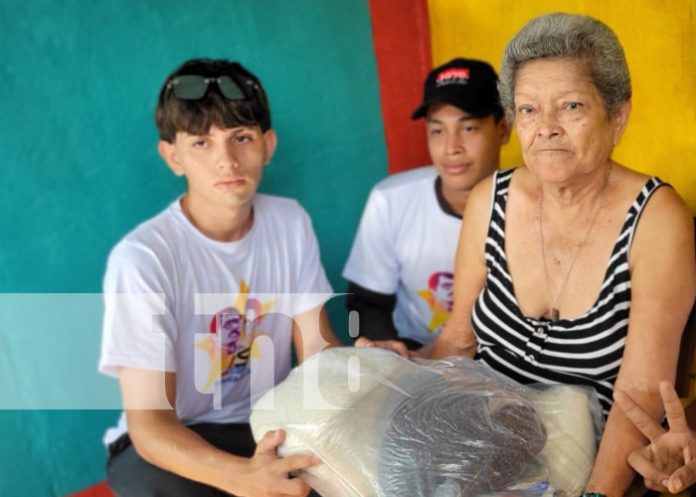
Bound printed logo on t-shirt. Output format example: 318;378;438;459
195;280;276;393
416;271;454;333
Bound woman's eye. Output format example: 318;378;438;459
517;106;533;115
192;140;206;148
565;102;582;110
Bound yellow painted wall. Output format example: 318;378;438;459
428;0;696;212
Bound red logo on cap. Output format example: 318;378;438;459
436;68;470;86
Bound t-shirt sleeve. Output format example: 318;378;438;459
342;187;400;294
99;241;178;378
290;205;334;316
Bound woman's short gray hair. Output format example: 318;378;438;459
498;13;631;118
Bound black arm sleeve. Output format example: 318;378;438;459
346;281;423;350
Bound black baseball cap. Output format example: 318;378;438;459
411;58;502;120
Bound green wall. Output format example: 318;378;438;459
0;1;386;494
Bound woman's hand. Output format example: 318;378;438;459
354;336;410;358
614;381;696;493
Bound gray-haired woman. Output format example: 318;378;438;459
428;12;695;496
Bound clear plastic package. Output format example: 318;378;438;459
250;347;603;497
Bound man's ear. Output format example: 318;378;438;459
262;129;278;166
158;140;184;176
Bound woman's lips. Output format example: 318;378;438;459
536;148;572;153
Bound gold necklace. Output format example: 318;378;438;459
538;166;612;321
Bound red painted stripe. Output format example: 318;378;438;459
368;0;432;174
67;481;114;497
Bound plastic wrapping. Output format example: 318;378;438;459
250;347;604;497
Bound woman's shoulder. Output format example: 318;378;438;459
615;165;694;259
466;167;532;228
498;165;539;203
468;170;503;210
614;165;690;221
470;166;526;199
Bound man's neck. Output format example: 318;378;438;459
180;195;254;242
434;177;466;218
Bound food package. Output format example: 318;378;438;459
250;347;603;497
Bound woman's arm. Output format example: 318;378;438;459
429;176;494;360
584;187;696;497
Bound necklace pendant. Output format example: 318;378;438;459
549;308;560;321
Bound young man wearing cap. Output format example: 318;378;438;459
343;58;510;353
99;58;341;497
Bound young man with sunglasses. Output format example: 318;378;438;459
344;58;510;355
99;59;340;497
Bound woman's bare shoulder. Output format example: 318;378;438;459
619;164;694;261
620;166;690;219
466;172;496;211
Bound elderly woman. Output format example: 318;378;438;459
423;13;696;497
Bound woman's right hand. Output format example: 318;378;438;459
615;381;696;493
354;336;410;358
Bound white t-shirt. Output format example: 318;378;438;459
99;194;332;445
343;166;461;345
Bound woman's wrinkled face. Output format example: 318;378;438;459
513;58;629;183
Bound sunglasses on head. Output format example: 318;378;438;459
165;74;255;100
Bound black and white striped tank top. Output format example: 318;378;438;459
472;168;666;415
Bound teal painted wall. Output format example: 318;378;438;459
0;0;386;495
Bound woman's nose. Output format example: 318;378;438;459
536;110;562;138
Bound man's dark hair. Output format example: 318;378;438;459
155;58;271;143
